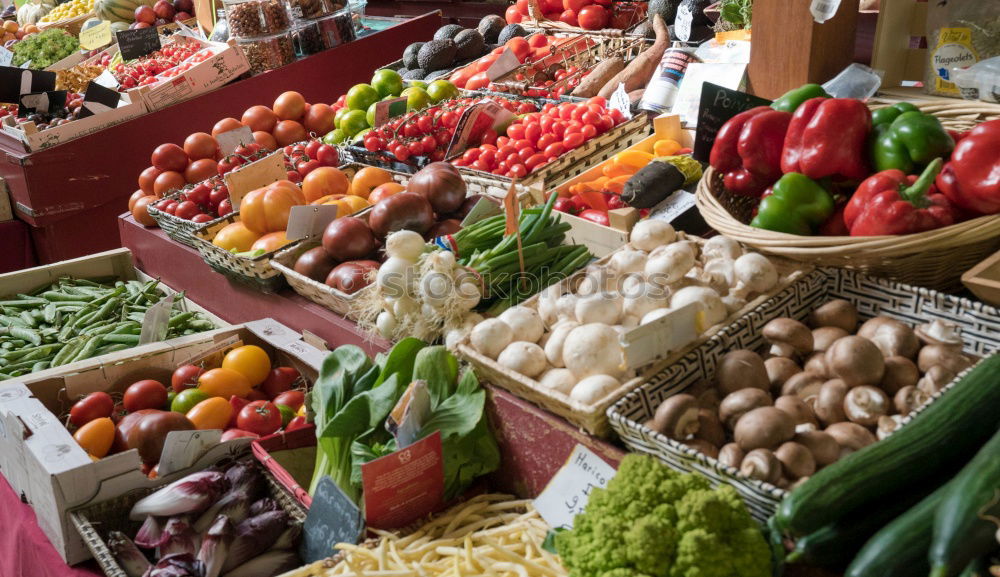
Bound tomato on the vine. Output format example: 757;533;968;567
237;401;282;436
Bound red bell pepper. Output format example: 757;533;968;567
846;158;954;236
935;118;1000;215
709;106;792;197
781;98;871;182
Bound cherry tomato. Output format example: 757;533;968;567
222;345;272;387
174;201;200;220
462;148;481;163
578;209;610;225
316;144;339;166
237;401;282;436
524;123;542;145
525;153;547;171
550;121;566;138
273;390;305;411
587;96;608;108
171;364;204;393
509;163;528;178
209;186;229;206
393;145;411;161
186;397;233;430
479;149;497;167
74;417;115;458
123;380;169;413
297;159;321;177
506;124;526;141
260;367;300;399
536;133;557;150
69;392;114;427
304;140;322;159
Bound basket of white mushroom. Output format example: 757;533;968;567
455;220;806;437
607;266;1000;522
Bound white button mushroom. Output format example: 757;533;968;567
629;219;676;252
497;341;548;378
470;318;513;360
569;374;621;404
562;323;626;380
538;368;577;395
498;306;544;344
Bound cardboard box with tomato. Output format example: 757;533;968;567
0;318;326;564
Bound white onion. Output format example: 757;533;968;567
376;257;415;298
384;230;425;262
419;271;452;308
376;311;397;338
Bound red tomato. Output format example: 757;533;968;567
237;401;282;436
273;390;305;411
285;416;309;432
69;392;115;427
229;395;250;428
465;71;490;91
505;5;523;23
562;0;588;13
260;367;300;399
507;37;531;62
577;4;608;29
525;153;547;171
578;209;610;225
581;124;597;139
509;163;528;178
171;364;204;393
221;429;260;441
151;143;188;173
544;142;566;159
563;132;586;149
587;96;608;108
246;389;269;402
123;380;169;413
528;34;548;48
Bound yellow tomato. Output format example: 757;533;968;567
186;397;233;430
337;194;370;215
653;138;682;157
73;417;115;458
212;221;261;252
297;404;306;417
198;368;253;399
221;345;272;387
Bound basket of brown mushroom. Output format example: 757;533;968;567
607;266;999;522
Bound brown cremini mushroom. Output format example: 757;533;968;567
876;415;904;440
917;344;972;375
825;422;876;457
719;388;773;430
697;388;722;410
683;438;720;459
916;365;955;396
843;385;890;427
880;356;920;395
715;350;770;395
718;443;745;469
793;430;840;467
915;320;964;347
652;394;700;440
775;442;817;479
774;395;818;427
804;352;830;378
781;372;825;399
763;318;814;359
894;385;928;416
814;379;849;426
734;406;796;451
694;409;726;447
809;299;858;332
812;327;849;352
857;317;920;359
764;357;800;396
826;336;885;387
739;448;783;484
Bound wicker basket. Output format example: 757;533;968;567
522;0;646;37
147;187;230;249
607;267;1000;522
69;460;307;577
192;212;298;293
38;12;94;35
455;237;808;438
695;96;1000;292
453;112;649;196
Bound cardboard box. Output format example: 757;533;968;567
0;248;228;382
548;114;695;257
0;318;327;564
0;92;146;152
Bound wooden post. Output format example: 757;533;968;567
747;0;859;99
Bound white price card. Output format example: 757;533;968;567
810;0;842;23
286;204;339;240
216;125;255;156
139;294;175;345
486;47;520;81
609;83;633;119
674;3;692;42
534;444;617;530
0;47;13;67
158;429;222;476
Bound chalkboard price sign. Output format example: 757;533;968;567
116;27;161;61
300;475;365;564
693;82;772;162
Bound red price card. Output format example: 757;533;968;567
361;431;445;529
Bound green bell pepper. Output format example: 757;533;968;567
870;109;955;173
770;84;830;113
871;102;919;127
750;173;835;235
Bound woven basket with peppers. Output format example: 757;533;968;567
695;84;1000;291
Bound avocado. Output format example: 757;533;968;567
647;0;681;26
497;23;528;45
454;29;486;60
402;42;424;69
425;69;452;81
417;39;458;71
402;68;428;80
433;24;465;41
477;14;506;44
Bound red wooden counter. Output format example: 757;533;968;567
0;12;442;265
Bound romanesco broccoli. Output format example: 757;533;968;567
555;454;772;577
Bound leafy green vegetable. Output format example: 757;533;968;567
555;454;772;577
12;29;80;69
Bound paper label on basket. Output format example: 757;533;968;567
139;294;174;345
93;69;120;90
18;90;66;117
216;125;255;157
301;475;365;563
361;431;444;529
810;0;841;23
224;151;287;209
534;444;617;530
487;47;520;81
0;48;13;68
276;339;329;371
692;82;771;161
445;100;516;159
386;381;432;448
158;429;222;476
373;96;408;126
621;300;701;369
649;190;696;224
79;21;112;51
609;83;632;119
674;3;692;42
286;204;338;241
116;27;161;61
246;318;301;346
460;196;503;227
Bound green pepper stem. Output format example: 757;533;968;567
899;157;943;207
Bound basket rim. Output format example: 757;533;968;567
192;211;300;264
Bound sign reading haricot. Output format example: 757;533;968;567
534;444;618;530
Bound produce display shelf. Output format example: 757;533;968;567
0;11;443;265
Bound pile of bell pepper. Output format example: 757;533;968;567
710;83;1000;237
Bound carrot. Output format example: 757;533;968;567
598;14;670;99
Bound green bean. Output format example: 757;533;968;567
110;322;140;335
0;298;47;308
94;343;129;356
50;339;81;367
0;342;11;350
80;320;117;336
31;361;50;372
168;312;195;328
185;320;215;331
9;327;41;346
19;311;37;328
100;334;140;345
70;336;102;363
41;291;92;302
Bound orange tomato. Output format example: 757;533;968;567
302;167;349;202
253;131;278;151
240;183;305;234
336;194;370;215
129;190;149;212
304;103;336;135
186;397;233;430
212;221;261;252
132;195;158;227
350;167;393;199
212;117;245;137
198;368;253;399
367;182;405;204
251;231;293;253
73;417;115;458
273;91;306;121
310;194;344;205
222;345;272;386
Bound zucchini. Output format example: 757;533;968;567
775;354;1000;535
929;427;1000;577
845;478;954;577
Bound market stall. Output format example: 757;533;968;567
0;0;998;576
